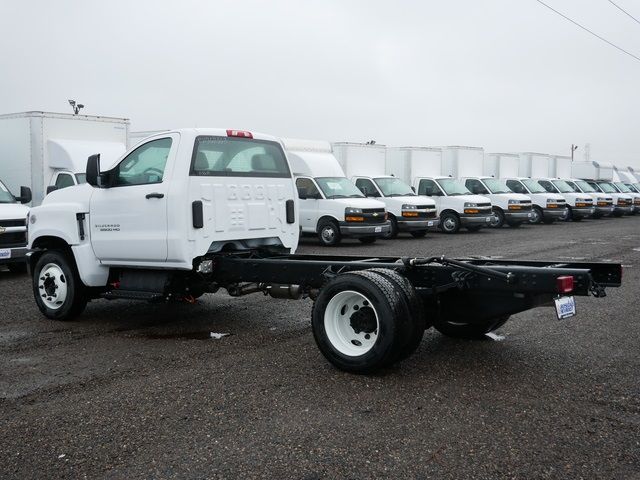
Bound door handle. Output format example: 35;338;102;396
146;192;164;199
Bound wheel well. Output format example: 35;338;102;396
440;209;459;218
29;236;72;272
492;206;504;213
317;215;339;230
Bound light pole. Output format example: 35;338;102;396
571;144;578;162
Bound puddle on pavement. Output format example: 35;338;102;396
144;331;232;340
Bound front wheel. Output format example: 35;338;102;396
317;220;342;246
529;206;543;224
490;208;505;228
433;316;510;339
382;216;398;239
32;250;88;320
440;212;461;234
409;230;428;238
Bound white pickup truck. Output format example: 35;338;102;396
0;179;31;272
26;128;622;373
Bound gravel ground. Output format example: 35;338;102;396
1;217;639;479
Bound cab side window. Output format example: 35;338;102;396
113;138;172;187
465;179;488;195
506;180;525;194
418;179;441;196
355;178;379;197
55;173;75;189
296;178;321;199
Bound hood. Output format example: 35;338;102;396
41;183;93;210
384;195;436;207
0;202;29;220
494;193;530;202
457;194;491;203
327;197;386;209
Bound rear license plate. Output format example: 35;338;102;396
0;249;11;260
427;221;434;227
554;296;576;320
374;226;382;233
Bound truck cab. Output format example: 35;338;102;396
535;178;595;221
563;179;614;218
413;176;493;233
283;138;389;246
351;175;439;238
610;177;640;214
502;177;566;224
0;179;31;272
461;176;532;228
584;180;633;217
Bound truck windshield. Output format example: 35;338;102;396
551;180;575;193
575;180;596;193
436;178;471;196
373;177;415;197
482;178;510;194
522;179;546;194
598;182;617;193
0;180;16;204
614;182;631;193
315;177;364;199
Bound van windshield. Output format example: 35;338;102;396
626;183;639;193
436;178;471;196
315;177;364;199
564;180;580;193
0;180;16;204
551;180;575;193
374;177;415;196
598;182;617;193
575;180;596;193
483;178;510;194
614;182;631;193
522;179;546;194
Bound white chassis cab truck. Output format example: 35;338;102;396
461;177;532;228
26;128;622;374
331;141;438;239
563;179;614;218
283;138;390;246
0;179;31;272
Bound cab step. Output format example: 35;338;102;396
102;290;165;302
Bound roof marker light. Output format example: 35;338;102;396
226;129;253;139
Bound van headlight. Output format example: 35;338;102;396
508;199;518;204
402;204;417;210
345;207;362;214
464;202;477;208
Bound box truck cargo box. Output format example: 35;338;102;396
484;153;519;178
385;147;443;183
571;161;614;181
0;111;129;205
441;146;484;178
332;142;386;178
550;155;572;179
519;152;551;178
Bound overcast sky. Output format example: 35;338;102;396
1;0;639;167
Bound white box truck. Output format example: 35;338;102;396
519;152;551;178
0;111;129;206
386;146;494;234
331;142;438;239
283;138;390;246
571;161;632;216
24;127;622;373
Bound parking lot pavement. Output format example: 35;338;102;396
1;218;639;479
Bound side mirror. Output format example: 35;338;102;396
411;186;416;193
46;185;58;195
18;186;32;204
86;154;101;187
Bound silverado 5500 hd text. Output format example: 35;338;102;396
26;128;622;373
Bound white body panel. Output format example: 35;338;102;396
385;147;443;182
0;112;129;205
519;152;551;178
571;161;614;181
549;155;572;178
441;146;484;178
332;143;386;178
484;153;520;178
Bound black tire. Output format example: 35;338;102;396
382;216;398;239
466;225;482;232
440;212;461;234
358;237;377;244
32;250;88;321
311;271;409;373
490;208;505;228
409;230;428;238
563;207;572;222
529;206;543;224
7;262;27;274
433;316;510;339
365;268;427;361
317;219;341;246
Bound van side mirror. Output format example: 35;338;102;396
411;186;416;193
86;154;101;187
18;186;32;204
46;185;58;195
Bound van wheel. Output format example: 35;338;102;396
33;250;88;320
433;316;510;339
7;262;27;274
358;237;376;244
440;212;460;234
311;271;413;373
529;206;543;224
317;220;341;246
382;216;398;239
562;206;572;221
490;208;505;228
410;230;427;238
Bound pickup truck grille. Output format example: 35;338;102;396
0;219;26;227
0;231;27;248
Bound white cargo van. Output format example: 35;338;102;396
283;138;390;246
571;161;633;216
563;179;614;218
331;142;438;238
386;146;493;233
0;178;31;272
0;111;129;205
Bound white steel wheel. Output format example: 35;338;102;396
324;290;379;357
37;263;68;310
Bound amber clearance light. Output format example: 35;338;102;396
345;216;364;222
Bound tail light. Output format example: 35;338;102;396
226;129;253;138
556;275;574;294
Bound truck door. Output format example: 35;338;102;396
295;177;320;232
89;135;177;263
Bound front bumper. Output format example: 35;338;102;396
633;204;640;213
0;246;28;265
397;218;440;231
339;221;391;237
614;205;632;215
542;208;567;220
459;214;494;226
594;205;614;216
572;206;596;219
504;211;532;221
